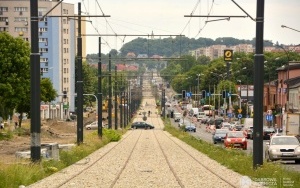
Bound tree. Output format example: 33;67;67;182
0;32;30;121
41;78;57;102
196;55;210;65
0;33;57;127
82;61;97;106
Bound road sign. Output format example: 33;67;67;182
227;113;232;118
227;92;231;97
224;49;233;61
206;92;211;97
238;109;242;113
186;92;191;97
266;114;273;122
237;114;242;119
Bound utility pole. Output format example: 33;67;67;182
108;54;112;129
98;37;102;137
76;3;83;145
114;65;118;130
30;0;41;162
253;0;265;169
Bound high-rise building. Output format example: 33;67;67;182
0;0;85;118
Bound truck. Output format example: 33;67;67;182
283;113;300;136
189;108;199;117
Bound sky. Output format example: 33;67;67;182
63;0;300;54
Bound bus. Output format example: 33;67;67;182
202;105;214;116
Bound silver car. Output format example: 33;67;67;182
265;135;300;163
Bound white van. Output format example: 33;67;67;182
174;112;182;122
197;112;206;122
243;118;253;129
189;108;199;117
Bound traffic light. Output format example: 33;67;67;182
202;90;206;98
222;90;226;98
182;90;186;99
63;91;67;99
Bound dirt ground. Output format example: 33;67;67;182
0;112;105;164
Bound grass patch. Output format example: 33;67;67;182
0;128;123;188
163;118;300;188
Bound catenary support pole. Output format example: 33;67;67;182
30;0;41;162
98;37;102;137
108;54;112;129
253;0;265;169
76;3;83;145
114;65;118;130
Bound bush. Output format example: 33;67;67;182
103;128;121;142
0;131;14;140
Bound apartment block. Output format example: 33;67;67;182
0;0;84;119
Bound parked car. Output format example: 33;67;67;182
265;135;300;163
86;121;98;130
185;124;196;132
263;126;276;140
131;122;154;129
224;131;247;150
212;129;229;144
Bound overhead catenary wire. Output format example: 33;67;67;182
194;0;215;38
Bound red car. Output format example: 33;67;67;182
224;131;247;150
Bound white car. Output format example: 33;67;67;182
85;121;107;130
265;135;300;163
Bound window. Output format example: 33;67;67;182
14;17;28;22
0;17;8;22
64;68;66;73
14;7;28;12
63;39;66;44
15;27;28;32
64;78;67;83
39;48;48;53
38;27;47;32
39;38;48;43
63;9;68;15
40;58;48;63
0;7;8;12
0;27;8;31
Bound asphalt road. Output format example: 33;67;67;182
167;103;300;173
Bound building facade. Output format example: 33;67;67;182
0;0;84;119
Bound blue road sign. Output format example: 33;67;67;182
266;114;273;122
227;113;232;118
206;92;211;97
227;92;231;97
186;92;191;97
237;114;242;119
